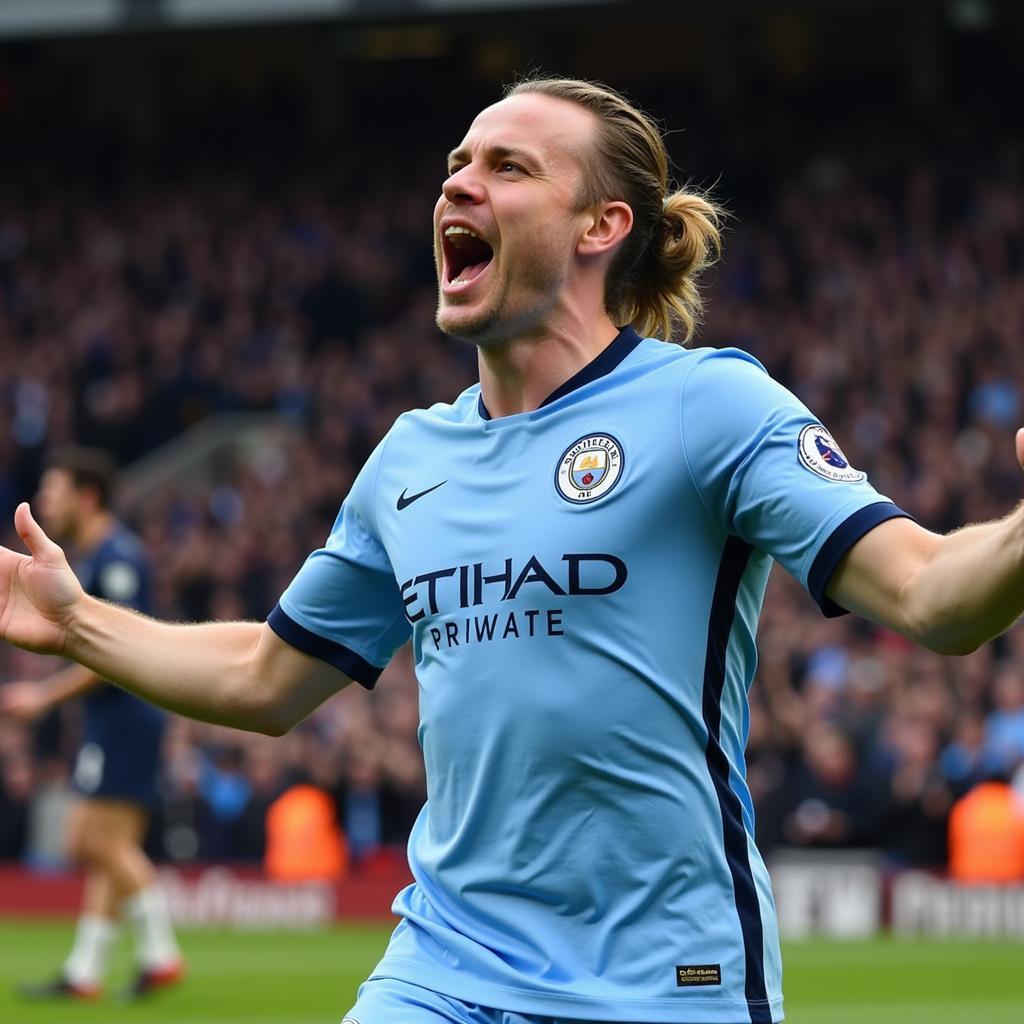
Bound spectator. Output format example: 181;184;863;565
782;727;881;848
264;783;348;882
940;709;991;797
948;778;1024;883
983;663;1024;776
877;715;952;867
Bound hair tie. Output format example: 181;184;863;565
661;200;684;242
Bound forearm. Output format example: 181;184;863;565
66;595;277;732
902;503;1024;655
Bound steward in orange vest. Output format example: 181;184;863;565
948;779;1024;883
264;784;348;881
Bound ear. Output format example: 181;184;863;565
576;201;633;259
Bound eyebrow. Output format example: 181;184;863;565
446;144;539;168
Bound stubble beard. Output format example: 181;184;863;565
435;243;570;348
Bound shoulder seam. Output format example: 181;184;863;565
361;420;413;662
680;349;779;530
678;351;716;523
367;419;402;538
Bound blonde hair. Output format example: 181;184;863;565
506;76;723;343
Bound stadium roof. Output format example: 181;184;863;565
0;0;612;40
0;0;1002;41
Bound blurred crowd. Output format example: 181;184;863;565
1;99;1024;876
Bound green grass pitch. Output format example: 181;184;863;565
0;921;1022;1023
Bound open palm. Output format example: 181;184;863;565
0;503;83;657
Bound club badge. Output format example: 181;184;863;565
555;433;624;504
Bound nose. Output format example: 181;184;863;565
442;163;484;205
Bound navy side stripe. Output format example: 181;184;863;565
702;537;772;1024
267;604;382;690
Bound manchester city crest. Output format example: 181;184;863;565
555;433;624;504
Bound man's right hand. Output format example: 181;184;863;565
2;502;349;736
0;502;84;657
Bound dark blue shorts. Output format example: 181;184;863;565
72;693;165;807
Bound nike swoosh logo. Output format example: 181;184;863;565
396;480;447;511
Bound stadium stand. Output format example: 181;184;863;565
1;1;1023;882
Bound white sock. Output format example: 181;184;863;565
63;914;118;989
123;884;181;971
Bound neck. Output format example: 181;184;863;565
74;510;114;553
477;313;621;418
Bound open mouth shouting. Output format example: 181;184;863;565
441;223;495;296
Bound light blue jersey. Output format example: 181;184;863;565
269;328;906;1023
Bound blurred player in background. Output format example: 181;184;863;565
0;448;183;1001
1;77;1024;1024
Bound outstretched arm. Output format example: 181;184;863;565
827;429;1024;656
0;503;350;735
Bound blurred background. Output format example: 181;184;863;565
1;0;1023;1019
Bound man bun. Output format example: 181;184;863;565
629;189;723;343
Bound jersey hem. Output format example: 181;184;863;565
266;603;383;688
369;958;784;1023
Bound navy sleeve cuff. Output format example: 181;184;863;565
808;502;912;618
267;604;383;690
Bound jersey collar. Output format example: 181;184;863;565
477;325;643;421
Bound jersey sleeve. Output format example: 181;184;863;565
680;348;910;616
268;435;411;688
